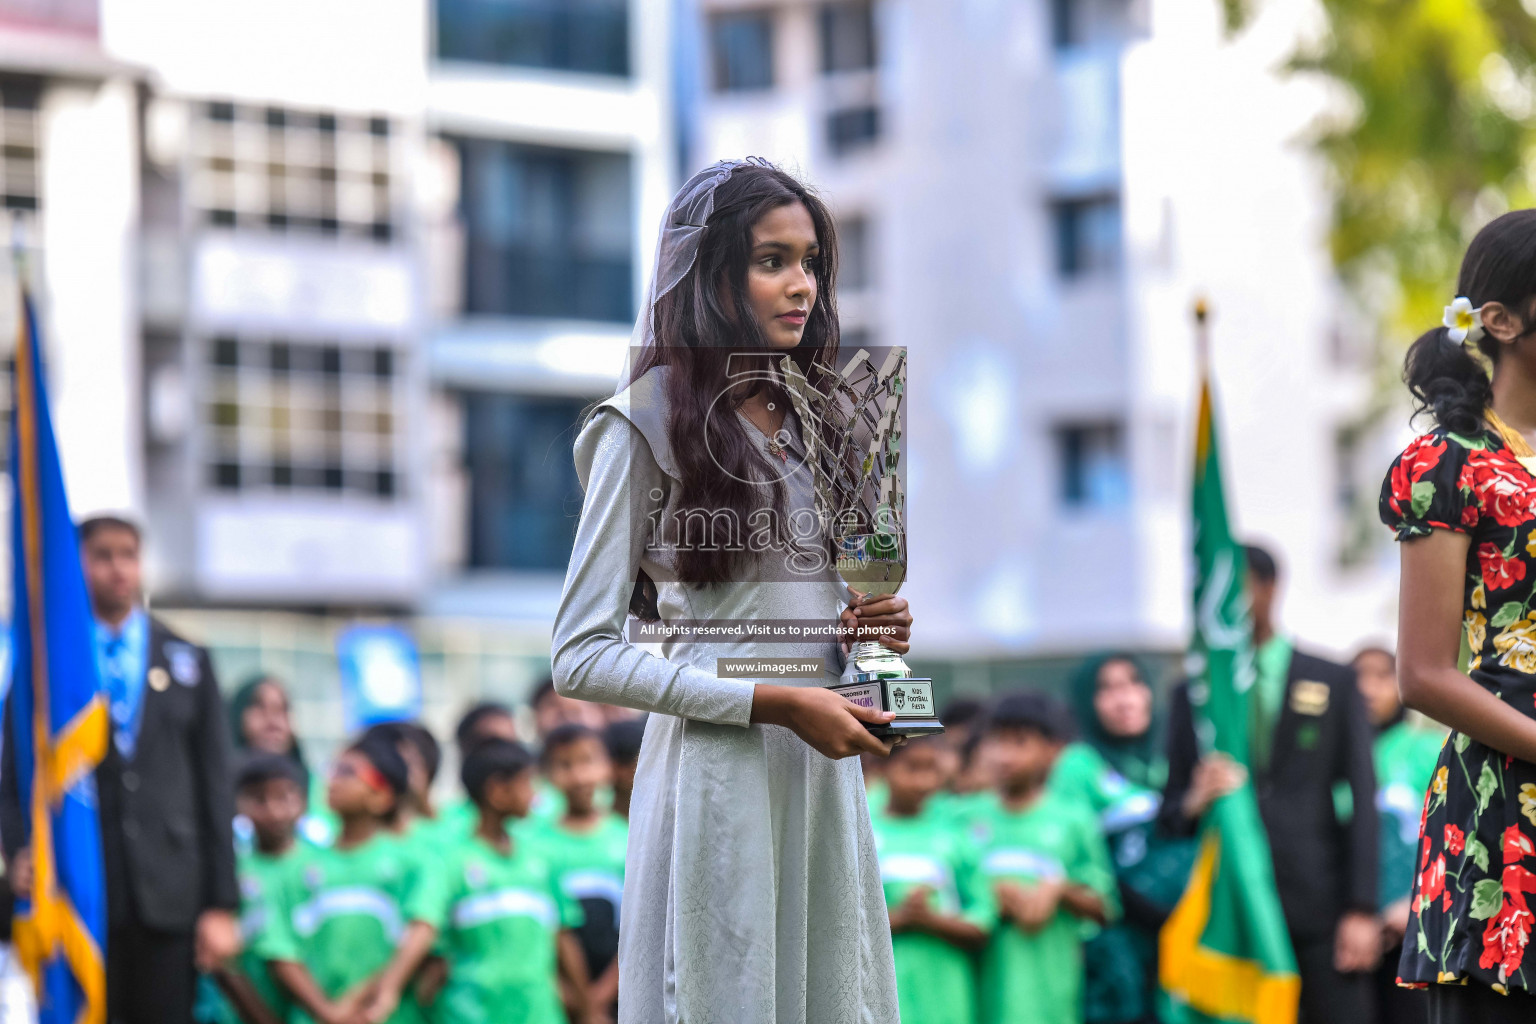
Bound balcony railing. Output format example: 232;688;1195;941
436;0;630;77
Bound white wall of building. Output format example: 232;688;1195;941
42;74;142;517
102;0;429;115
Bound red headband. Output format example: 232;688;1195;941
337;757;392;795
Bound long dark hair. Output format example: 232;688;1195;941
1405;209;1536;434
622;162;843;618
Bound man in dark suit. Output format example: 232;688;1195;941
1;515;240;1024
1160;544;1380;1024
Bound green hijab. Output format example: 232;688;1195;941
1067;651;1166;791
228;673;310;778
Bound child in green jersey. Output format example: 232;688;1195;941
202;753;308;1024
1354;646;1443;1024
365;721;445;849
602;717;645;821
973;692;1118;1024
365;721;451;1008
366;738;594;1024
537;723;628;1015
261;730;421;1024
871;736;992;1024
384;721;443;828
435;703;522;838
945;729;1000;825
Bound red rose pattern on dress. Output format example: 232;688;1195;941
1447;825;1466;856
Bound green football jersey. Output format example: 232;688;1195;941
434;798;478;838
970;791;1119;1024
406;824;584;1024
938;789;1000;830
871;802;995;1024
527;814;627;978
435;797;567;852
259;834;424;1024
197;847;301;1024
864;776;888;817
1375;720;1447;909
1048;742;1135;817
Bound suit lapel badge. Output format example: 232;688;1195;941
147;666;171;692
166;642;200;687
1289;679;1330;717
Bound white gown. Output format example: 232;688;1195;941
550;365;900;1024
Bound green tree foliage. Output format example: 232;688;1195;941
1233;0;1536;337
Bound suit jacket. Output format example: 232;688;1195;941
1;614;239;932
1158;647;1379;941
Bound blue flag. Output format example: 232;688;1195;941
7;288;108;1024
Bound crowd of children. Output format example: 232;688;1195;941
200;675;1175;1024
865;691;1129;1024
196;684;641;1024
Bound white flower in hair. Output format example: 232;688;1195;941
1444;296;1485;343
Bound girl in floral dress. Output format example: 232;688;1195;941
1384;208;1536;1020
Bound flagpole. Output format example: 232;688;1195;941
1159;290;1301;1024
1193;296;1211;373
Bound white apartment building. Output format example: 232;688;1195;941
37;0;676;747
0;1;143;528
686;0;1402;691
419;0;675;633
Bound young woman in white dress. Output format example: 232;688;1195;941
551;158;912;1023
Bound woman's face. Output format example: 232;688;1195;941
1093;659;1153;740
243;680;294;754
745;201;819;350
1353;649;1400;727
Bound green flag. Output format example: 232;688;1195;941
1158;359;1300;1024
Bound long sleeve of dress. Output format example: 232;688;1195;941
551;406;757;727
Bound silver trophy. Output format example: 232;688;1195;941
778;347;943;738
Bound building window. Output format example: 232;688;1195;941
1051;0;1138;50
0;76;39;213
1051;0;1078;48
204;337;402;498
454;138;633;322
191;100;395;242
838;214;871;291
435;0;629;77
0;349;16;472
828;105;880;156
1055;421;1129;510
712;11;775;92
463;392;586;571
1052;194;1121;278
821;2;877;74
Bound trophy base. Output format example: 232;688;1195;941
828;676;946;739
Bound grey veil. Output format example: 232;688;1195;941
612;156;773;396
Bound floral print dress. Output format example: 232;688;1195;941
1381;425;1536;995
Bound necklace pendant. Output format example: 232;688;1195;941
766;440;787;463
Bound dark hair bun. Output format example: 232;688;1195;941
1405;209;1536;432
